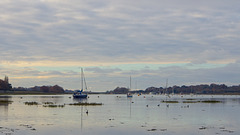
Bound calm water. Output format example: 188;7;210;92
1;94;240;135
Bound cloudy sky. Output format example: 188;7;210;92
1;0;240;91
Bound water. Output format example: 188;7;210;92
1;94;240;135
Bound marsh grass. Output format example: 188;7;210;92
201;100;222;103
43;104;65;108
183;100;222;103
69;102;103;106
0;100;13;104
186;98;196;100
161;101;179;103
183;101;200;103
24;102;39;105
43;102;54;104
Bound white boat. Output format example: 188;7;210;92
73;68;88;98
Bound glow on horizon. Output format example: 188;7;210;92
0;59;232;69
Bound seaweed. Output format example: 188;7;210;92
43;104;65;108
0;100;13;104
24;102;39;105
185;98;196;100
69;102;103;106
161;100;179;103
147;129;157;131
183;101;199;103
43;102;54;104
201;100;222;103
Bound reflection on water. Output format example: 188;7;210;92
0;96;12;119
0;94;240;135
73;97;88;103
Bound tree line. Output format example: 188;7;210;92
12;85;65;93
0;76;64;93
0;76;12;91
1;76;240;94
107;84;240;95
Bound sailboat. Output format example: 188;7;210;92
165;79;170;98
73;68;88;98
127;76;133;98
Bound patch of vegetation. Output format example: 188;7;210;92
161;100;179;103
147;129;157;131
185;98;196;100
183;101;199;103
24;102;39;105
0;100;13;104
69;102;103;106
160;129;167;131
43;102;54;104
201;100;222;103
43;104;65;108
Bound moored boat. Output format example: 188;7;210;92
127;76;133;98
73;68;88;99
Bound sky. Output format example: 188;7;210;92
1;0;240;92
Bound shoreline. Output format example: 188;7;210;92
1;91;240;96
0;91;66;95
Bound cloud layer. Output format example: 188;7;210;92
1;0;240;91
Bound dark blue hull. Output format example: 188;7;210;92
73;94;87;98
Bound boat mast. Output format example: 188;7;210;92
130;76;132;91
81;68;83;91
83;70;87;90
165;78;168;94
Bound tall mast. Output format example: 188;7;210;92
81;68;83;90
83;70;87;90
165;78;168;94
130;76;132;91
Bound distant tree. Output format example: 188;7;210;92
0;76;12;92
40;86;49;92
49;85;64;93
112;87;129;94
4;76;9;83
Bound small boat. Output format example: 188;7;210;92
127;93;133;98
73;68;88;98
127;76;133;98
73;90;87;98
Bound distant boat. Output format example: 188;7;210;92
73;68;88;98
127;93;133;98
127;76;133;98
190;86;195;97
165;79;169;97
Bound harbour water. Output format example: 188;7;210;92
1;94;240;135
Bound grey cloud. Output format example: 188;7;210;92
85;67;122;74
1;0;240;90
1;0;239;64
